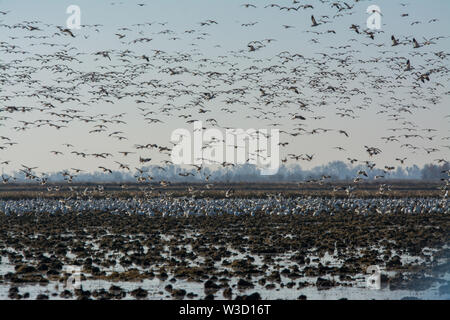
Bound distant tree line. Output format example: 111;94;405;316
9;161;449;183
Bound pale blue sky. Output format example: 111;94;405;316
0;0;449;175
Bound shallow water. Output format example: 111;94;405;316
1;247;449;300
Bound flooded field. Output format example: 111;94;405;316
1;196;448;300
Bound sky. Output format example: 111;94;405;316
0;0;449;178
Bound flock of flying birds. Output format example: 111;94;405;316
0;0;449;198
